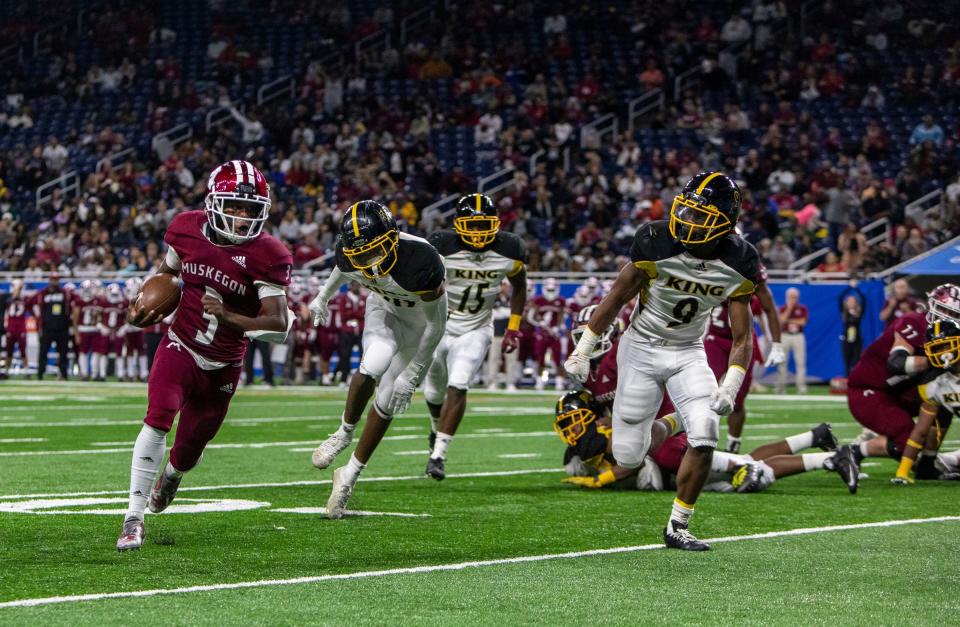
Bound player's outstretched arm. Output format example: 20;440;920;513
887;333;929;376
711;295;754;415
755;282;782;344
402;285;448;384
503;268;527;353
308;267;347;326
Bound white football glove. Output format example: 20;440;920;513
308;295;329;327
386;379;416;416
709;387;736;416
563;351;591;385
764;342;785;367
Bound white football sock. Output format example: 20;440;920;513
669;498;694;526
341;453;366;484
116;356;125;379
96;353;107;379
726;435;741;450
431;432;453;460
802;451;832;471
78;353;89;378
859;441;871;458
164;460;183;479
336;413;356;437
126;355;137;379
139;355;148;378
712;450;737;473
785;430;815;453
125;424;167;520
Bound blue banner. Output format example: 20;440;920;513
894;237;960;276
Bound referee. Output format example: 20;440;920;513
32;273;71;380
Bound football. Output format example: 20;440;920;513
133;273;181;323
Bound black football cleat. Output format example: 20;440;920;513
831;445;859;494
811;423;838;451
663;521;710;551
426;457;445;481
116;516;145;551
148;470;182;513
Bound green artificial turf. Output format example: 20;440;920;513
0;383;957;625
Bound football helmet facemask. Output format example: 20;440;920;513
205;160;272;244
669;171;742;247
925;319;960;369
453;193;499;248
554;390;597;446
570;304;615;360
927;283;960;324
340;200;399;279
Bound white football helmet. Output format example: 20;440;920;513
124;277;143;300
573;284;593;307
543;277;559;299
80;279;97;301
570;304;615;360
106;283;124;304
927;283;960;324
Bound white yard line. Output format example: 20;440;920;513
268;507;429;518
0;468;562;500
1;515;956;609
392;450;430;456
498;453;541;459
0;438;47;443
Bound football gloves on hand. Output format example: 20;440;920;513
564;351;591;385
709;387;736;416
562;469;616;489
386;378;416;416
501;329;521;354
308;295;330;327
765;342;785;367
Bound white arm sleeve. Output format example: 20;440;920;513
164;246;181;271
255;281;286;299
402;291;448;383
318;267;348;303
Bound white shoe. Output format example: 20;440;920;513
326;467;354;519
312;430;353;469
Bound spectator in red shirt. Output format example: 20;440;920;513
879;278;922;327
293;232;325;268
777;288;809;394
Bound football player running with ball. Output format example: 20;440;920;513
422;193;527;479
117;160;294;551
564;171;760;551
309;200;447;518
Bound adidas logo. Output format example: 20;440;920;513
220;383;234;394
232;255;247;268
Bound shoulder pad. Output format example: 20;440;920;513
427;230;465;257
716;236;761;285
490;231;527;263
391;238;445;293
629;221;681;263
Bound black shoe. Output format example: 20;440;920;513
663;521;710;551
811;423;838;451
831;445;859;494
428;431;436;454
425;457;445;481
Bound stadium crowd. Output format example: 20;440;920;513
0;0;958;281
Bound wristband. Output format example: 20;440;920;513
906;438;923;450
597;469;616;486
507;314;522;332
720;365;746;394
574;326;600;355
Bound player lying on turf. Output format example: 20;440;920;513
117;160;293;551
308;200;447;518
555;390;858;493
422;193;527;480
887;319;960;484
846;283;959;480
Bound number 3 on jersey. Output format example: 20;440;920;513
457;282;489;315
196;287;221;345
666;297;699;328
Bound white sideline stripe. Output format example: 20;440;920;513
0;468;561;500
1;516;956;609
0;438;47;443
0;432;557;457
269;507;429;518
498;453;541;459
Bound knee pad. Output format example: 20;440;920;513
684;410;720;449
358;340;397;379
612;431;650;469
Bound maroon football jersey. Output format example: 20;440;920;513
333;291;366;334
848;312;927;393
5;296;29;335
530;295;567;330
707;296;763;341
585;339;619;413
165;210;292;363
99;297;128;332
75;296;102;333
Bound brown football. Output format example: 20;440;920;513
134;273;182;323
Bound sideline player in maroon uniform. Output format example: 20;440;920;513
116;160;293;551
705;270;784;452
4;279;30;372
123;278;148;381
331;282;365;385
72;280;102;380
528;277;567;389
97;283;128;380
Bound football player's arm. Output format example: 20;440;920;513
401;283;448;383
755;283;781;343
578;263;648;353
308;267;347;326
886;333;928;376
894;402;939;484
206;293;289;335
710;294;754;415
503;267;527;353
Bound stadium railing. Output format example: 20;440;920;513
35;170;80;209
257;75;296;106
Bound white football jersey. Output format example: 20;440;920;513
627;221;760;343
920;369;960;417
428;230;526;336
335;232;445;318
